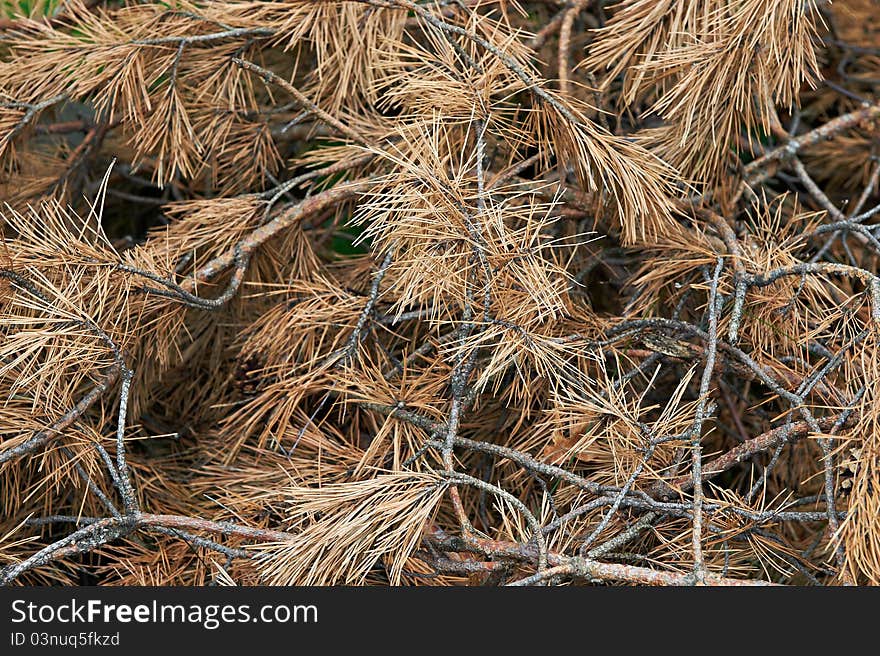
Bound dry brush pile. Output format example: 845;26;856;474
0;0;879;586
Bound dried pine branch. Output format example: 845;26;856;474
1;0;879;587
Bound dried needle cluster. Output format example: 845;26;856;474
1;0;880;586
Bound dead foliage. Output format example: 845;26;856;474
1;0;879;586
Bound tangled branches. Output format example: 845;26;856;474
1;0;880;587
